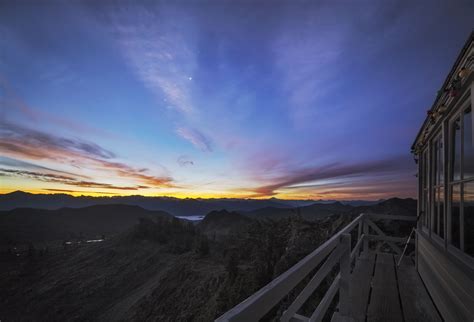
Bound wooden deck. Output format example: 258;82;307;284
332;252;441;322
215;214;443;322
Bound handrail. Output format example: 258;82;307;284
215;214;364;322
215;213;417;322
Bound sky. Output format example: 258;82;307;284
0;0;473;200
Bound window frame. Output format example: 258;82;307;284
420;147;430;233
430;132;445;239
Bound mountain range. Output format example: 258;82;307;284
0;191;383;216
0;194;416;248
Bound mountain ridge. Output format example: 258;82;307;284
0;191;392;216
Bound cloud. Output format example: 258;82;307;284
1;121;115;159
177;155;194;167
0;122;174;189
0;76;115;138
0;168;147;191
110;6;197;116
0;156;88;178
250;155;415;197
91;158;173;187
44;188;118;195
176;127;212;152
272;14;346;128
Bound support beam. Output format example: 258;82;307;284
281;244;345;322
309;275;341;322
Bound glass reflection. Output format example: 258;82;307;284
452;117;461;181
451;184;461;248
432;140;438;185
432;188;438;234
439;138;444;184
439;187;444;239
464;106;473;179
464;182;474;257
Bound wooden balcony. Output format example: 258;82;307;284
216;213;442;322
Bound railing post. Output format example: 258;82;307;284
363;215;369;256
339;233;351;318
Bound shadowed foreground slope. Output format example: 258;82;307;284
0;212;350;321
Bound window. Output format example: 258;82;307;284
464;106;474;179
463;106;473;257
451;184;461;248
421;149;429;228
465;181;474;257
449;105;474;257
432;134;444;238
452;117;461;181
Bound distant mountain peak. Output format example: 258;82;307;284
8;190;30;196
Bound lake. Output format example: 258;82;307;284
175;215;205;222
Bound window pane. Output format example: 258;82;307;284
432;187;438;234
439;138;444;184
423;189;429;227
452;117;461;181
433;141;438;185
422;150;429;228
464;181;474;257
439;186;444;239
423;150;428;188
451;184;461;248
464;106;474;179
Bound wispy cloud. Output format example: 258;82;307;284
110;6;197;116
176;127;212;152
0;168;146;191
1;121;115;159
0;156;87;178
272;16;346;128
177;155;194;167
0;76;114;138
250;155;414;197
44;188;118;195
0;122;174;189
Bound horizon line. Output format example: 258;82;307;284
0;190;415;202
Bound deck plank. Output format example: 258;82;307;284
396;257;442;322
349;251;375;322
367;253;403;322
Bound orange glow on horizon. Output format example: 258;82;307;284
0;187;406;201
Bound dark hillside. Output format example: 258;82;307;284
352;197;417;217
198;209;254;239
243;202;353;220
0;212;350;321
0;204;171;246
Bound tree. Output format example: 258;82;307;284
195;235;209;256
226;252;239;281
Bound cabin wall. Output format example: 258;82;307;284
414;36;474;321
417;231;474;321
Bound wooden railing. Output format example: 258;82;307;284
215;213;416;322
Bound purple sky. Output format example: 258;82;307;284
1;0;473;199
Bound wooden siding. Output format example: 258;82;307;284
417;232;474;321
